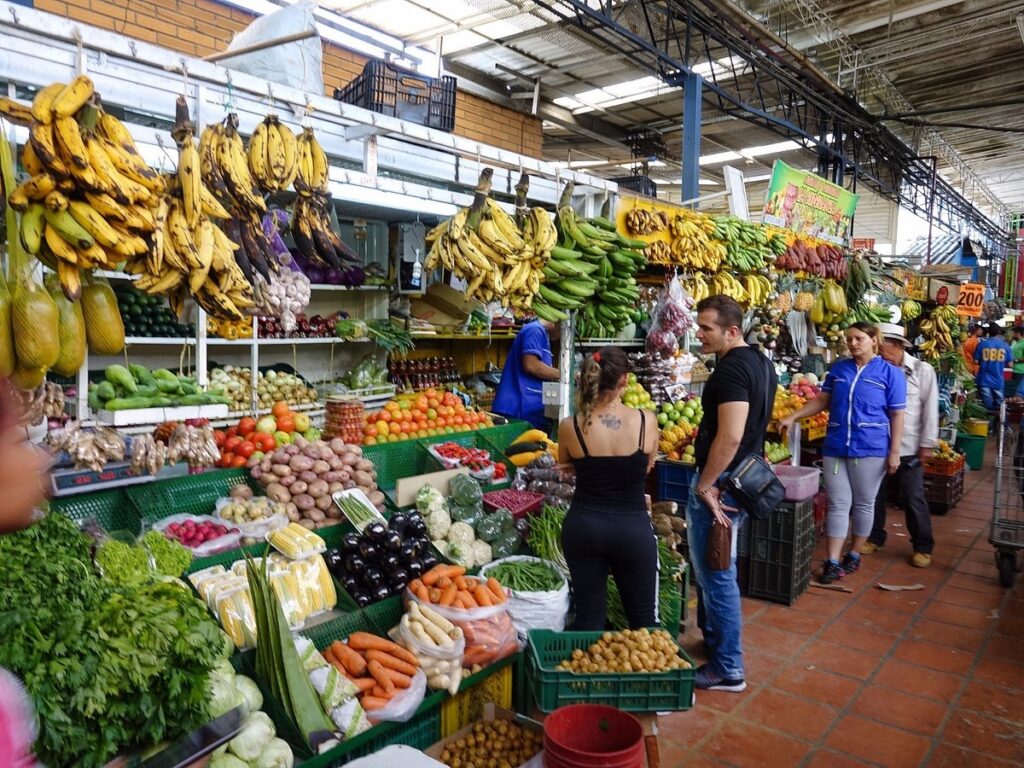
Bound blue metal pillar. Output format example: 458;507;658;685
681;72;702;204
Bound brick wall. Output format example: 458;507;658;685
35;0;543;157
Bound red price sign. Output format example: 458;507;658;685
956;282;985;318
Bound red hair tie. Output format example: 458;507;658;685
593;352;602;363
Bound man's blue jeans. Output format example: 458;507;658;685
686;487;746;680
979;384;1005;412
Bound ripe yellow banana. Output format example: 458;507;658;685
20;204;45;255
178;136;202;229
53;116;89;169
30;82;63;124
67;200;120;248
53;75;94;118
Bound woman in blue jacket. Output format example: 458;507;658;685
781;323;906;584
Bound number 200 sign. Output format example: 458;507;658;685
956;283;985;318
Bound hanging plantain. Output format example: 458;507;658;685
80;274;125;356
1;125;58;385
45;273;86;377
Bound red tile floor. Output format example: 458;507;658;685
661;447;1024;767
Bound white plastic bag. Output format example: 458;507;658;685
645;275;693;358
215;496;288;542
219;0;324;95
392;605;465;695
152;514;242;556
479;556;570;642
405;592;519;671
364;669;427;724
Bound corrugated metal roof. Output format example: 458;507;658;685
903;234;961;264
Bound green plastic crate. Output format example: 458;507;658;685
362;441;428;489
478;420;532;453
126;469;259;523
417;433;513;489
363;595;404;636
185;520;354;575
526;629;695;713
300;611;374;649
51;487;142;535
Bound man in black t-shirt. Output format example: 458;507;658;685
688;295;777;693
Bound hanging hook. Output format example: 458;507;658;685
180;59;190;99
72;28;86;76
223;71;235;115
266;82;276;112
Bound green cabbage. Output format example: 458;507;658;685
207;675;245;719
228;711;276;762
234;674;264;714
210;753;248;768
449;474;483;507
253;737;294;768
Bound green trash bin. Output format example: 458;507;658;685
956;432;986;471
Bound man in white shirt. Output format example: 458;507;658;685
863;323;938;568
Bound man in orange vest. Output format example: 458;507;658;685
961;324;982;376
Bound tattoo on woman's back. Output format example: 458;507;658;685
599;413;621;430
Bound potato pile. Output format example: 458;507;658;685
247;435;386;529
555;629;691;674
438;719;542;768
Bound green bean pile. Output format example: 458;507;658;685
487;559;565;592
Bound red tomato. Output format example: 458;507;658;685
230;455;248;468
226;426;238;440
236;442;256;459
256;433;277;452
224;436;244;453
218;452;234;468
238;417;257;436
276;416;295;434
213;429;226;448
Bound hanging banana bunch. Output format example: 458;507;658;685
198;112;266;215
122;97;254;320
425;169;556;311
294;127;330;195
5;76;164;300
248;114;299;193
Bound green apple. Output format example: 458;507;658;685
273;430;293;446
292;412;311;433
657;412;668;426
627;372;638;385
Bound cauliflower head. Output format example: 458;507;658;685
470;540;492;567
424;506;452;540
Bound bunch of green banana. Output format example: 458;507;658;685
712;215;774;272
534;190;644;328
852;303;892;324
6;77;165;300
248;114;299;193
198;113;266;215
900;298;922;321
425;169;556;311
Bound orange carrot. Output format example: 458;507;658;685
408;578;425;593
474;585;494;607
439;583;457;606
331;641;367;677
361;696;390;711
454;575;468;590
423;564;465;586
321;645;337;665
367;659;395;695
456;589;477;607
369;685;390;698
348;632;420;667
351;677;376;693
378;667;413;689
464;577;479;590
487;577;507;603
436;576;452;590
366;649;418;677
412;582;430;601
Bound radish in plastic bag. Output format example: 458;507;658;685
646;276;693;358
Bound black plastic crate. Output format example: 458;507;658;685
747;499;814;606
334;60;456;132
923;469;964;506
655;460;696;505
611;174;657;197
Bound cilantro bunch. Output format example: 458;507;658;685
0;513;223;767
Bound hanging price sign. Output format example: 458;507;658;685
956;282;985;318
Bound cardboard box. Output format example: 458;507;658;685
410;283;484;331
425;704;543;768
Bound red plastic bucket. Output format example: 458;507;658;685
543;704;644;768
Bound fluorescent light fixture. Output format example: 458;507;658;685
700;140;802;165
616;161;667;170
553;160;607;169
744;174;773;183
330;182;460;217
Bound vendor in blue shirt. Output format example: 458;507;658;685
492;319;560;429
975;323;1013;412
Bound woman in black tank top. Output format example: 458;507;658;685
556;347;660;631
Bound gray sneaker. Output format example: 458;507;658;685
694;663;747;692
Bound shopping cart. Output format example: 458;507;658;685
991;401;1024;587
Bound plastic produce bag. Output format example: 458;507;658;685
364;669;427;724
406;592;520;670
152;514;242;557
309;665;361;710
646;275;692;358
331;698;372;740
293;635;330;673
392;601;465;695
479;556;570;641
449;473;483;507
219;0;324;94
449;502;484;528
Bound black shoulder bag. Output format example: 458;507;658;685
720;354;785;520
